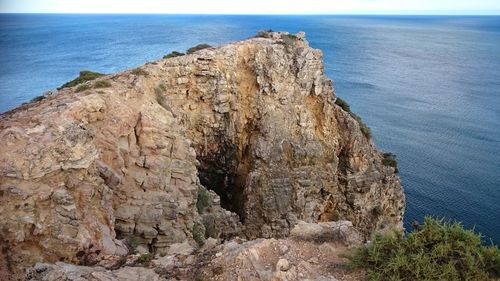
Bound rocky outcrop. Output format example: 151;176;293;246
26;220;365;281
0;31;404;278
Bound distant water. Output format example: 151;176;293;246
1;14;499;243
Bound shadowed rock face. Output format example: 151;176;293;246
0;32;404;277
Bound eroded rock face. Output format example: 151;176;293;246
0;32;404;277
25;220;365;281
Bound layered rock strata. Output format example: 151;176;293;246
0;31;404;278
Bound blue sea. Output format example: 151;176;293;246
1;14;499;243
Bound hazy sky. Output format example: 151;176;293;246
1;0;499;14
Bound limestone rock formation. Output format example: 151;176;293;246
26;220;365;281
0;31;404;278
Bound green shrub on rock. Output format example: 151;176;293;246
351;112;372;139
75;84;91;93
382;152;398;173
30;95;46;102
137;253;154;264
126;234;139;254
192;222;205;247
280;33;298;46
255;29;274;38
163;51;185;59
371;205;383;217
131;68;149;76
59;70;105;89
94;80;111;88
187;44;212;54
335;96;372;139
335;97;351;112
196;188;210;214
347;217;500;281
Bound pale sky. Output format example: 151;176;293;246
1;0;499;14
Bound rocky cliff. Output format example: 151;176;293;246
0;31;404;279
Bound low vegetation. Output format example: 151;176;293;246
75;84;90;93
335;97;351;112
335;97;372;139
203;216;217;239
59;70;105;89
94;80;111;88
255;29;274;38
192;222;205;247
163;51;185;59
196;188;210;214
137;253;154;264
186;43;212;54
347;217;500;281
131;68;149;76
30;95;46;102
351;112;372;140
371;205;383;217
125;234;139;254
382;152;398;173
281;33;298;45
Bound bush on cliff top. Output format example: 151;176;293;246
280;33;298;46
163;51;185;59
186;43;212;54
347;217;500;281
255;29;274;38
58;70;105;89
382;152;398;173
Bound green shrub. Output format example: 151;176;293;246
59;70;105;89
334;96;372;139
138;253;154;264
359;121;372;140
335;97;351;112
94;80;111;88
75;84;91;93
163;51;185;59
187;43;212;54
280;33;298;46
30;95;46;102
131;68;149;76
350;111;372;140
372;205;383;217
382;152;398;173
196;188;210;214
255;29;274;38
347;217;500;281
155;83;166;94
126;235;139;254
192;222;205;247
203;216;217;239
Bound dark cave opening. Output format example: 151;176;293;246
196;142;247;222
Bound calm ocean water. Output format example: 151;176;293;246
0;14;499;242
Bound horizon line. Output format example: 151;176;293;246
1;11;500;16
